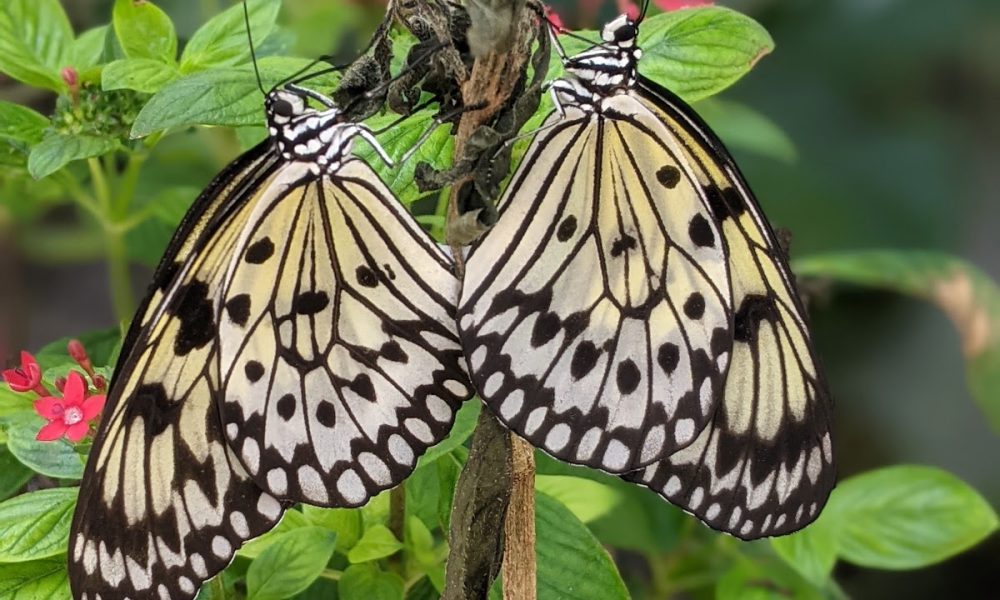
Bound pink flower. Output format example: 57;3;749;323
2;351;46;395
544;5;565;31
34;372;105;443
655;0;714;11
616;0;640;20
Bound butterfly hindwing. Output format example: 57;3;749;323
458;98;733;474
69;144;289;599
621;78;834;539
217;159;471;506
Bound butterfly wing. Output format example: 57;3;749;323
458;100;733;473
217;158;471;506
622;79;835;539
69;143;290;599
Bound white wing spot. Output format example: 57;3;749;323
716;352;729;372
190;553;207;578
775;514;787;529
241;438;260;473
405;418;434;443
226;423;238;440
674;418;695;445
689;487;705;510
125;556;151;591
576;427;602;461
740;520;754;537
640;425;666;462
663;475;682;497
499;390;524;420
359;452;391;486
698;378;713;415
83;540;97;574
762;514;773;532
444;379;468;396
211;536;232;559
257;494;282;520
483;372;504;396
158;584;170;600
545;423;571;452
524;407;548;436
337;469;368;504
230;511;250;538
388;434;414;466
602;439;629;471
470;345;488;371
728;507;742;530
426;395;452;423
267;468;288;495
297;465;329;503
179;576;195;594
705;503;721;520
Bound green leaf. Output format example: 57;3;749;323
303;505;363;552
347;524;403;563
404;516;436;566
637;7;774;102
28;133;120;180
180;0;281;73
770;517;838;587
360;109;455;206
246;526;336;600
695;98;797;163
535;492;629;600
794;251;1000;433
0;445;33;501
35;327;122;370
0;487;77;562
534;475;621;524
339;564;404;600
5;415;85;479
72;26;110;70
237;508;310;559
0;101;49;145
0;558;70;599
112;0;177;63
102;58;179;93
716;555;824;600
824;465;997;570
0;0;73;91
132;57;340;137
417;400;480;467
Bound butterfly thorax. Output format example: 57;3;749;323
265;89;360;176
552;14;642;111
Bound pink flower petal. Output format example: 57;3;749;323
36;421;67;442
34;397;65;420
65;422;90;443
82;394;106;421
62;372;86;405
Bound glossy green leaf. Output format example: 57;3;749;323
535;492;629;600
348;524;403;563
303;506;363;553
0;487;77;562
237;508;310;559
132;57;340;137
716;555;824;600
0;558;70;599
35;327;122;370
795;251;1000;432
534;475;621;524
181;0;281;72
5;415;84;479
825;465;997;570
0;0;73;91
28;133;120;180
72;26;110;70
638;7;774;102
0;445;33;501
0;102;49;145
246;526;337;600
695;97;797;163
416;400;481;467
112;0;177;63
102;58;179;94
339;564;405;600
770;517;838;587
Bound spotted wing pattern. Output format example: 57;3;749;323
70;144;290;600
217;159;471;506
622;80;835;539
458;96;733;474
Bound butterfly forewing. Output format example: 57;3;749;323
459;99;734;474
217;159;470;506
69;144;288;599
621;79;835;539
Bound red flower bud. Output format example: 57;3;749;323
61;66;78;89
68;339;96;380
55;376;67;393
2;351;47;395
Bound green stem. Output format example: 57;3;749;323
113;152;146;220
106;228;134;326
87;158;111;213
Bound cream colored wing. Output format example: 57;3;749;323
217;158;471;507
458;98;733;473
622;79;835;539
70;143;289;600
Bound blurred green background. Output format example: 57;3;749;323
1;0;998;597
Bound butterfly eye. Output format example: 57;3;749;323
614;23;637;42
272;98;295;118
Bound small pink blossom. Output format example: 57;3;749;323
2;351;46;395
544;5;565;31
616;0;640;20
655;0;714;12
34;372;105;443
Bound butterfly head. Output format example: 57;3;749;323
602;14;639;48
266;89;308;125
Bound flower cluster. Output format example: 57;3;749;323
2;341;107;443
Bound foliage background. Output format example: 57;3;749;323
0;0;998;598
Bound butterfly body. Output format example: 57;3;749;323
458;12;834;539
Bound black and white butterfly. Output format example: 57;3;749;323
457;6;834;539
68;62;472;600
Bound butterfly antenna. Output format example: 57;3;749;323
638;0;651;24
243;0;266;96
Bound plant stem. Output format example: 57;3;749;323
87;158;111;213
388;482;406;573
105;227;134;325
